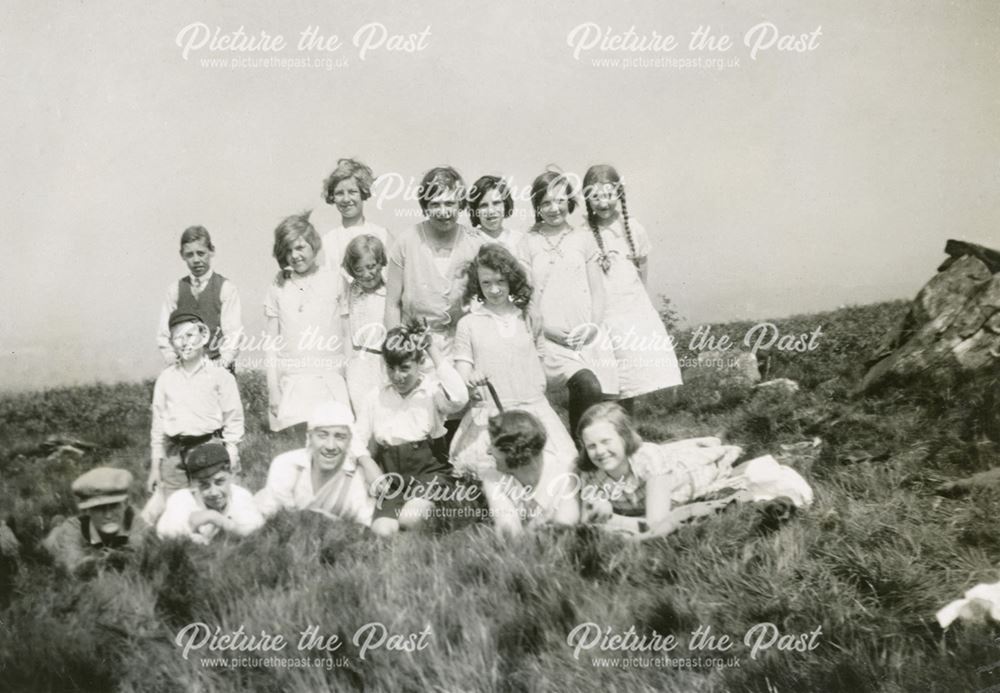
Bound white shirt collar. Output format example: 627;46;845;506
350;282;387;299
190;269;214;288
382;375;435;401
469;300;519;320
173;355;210;376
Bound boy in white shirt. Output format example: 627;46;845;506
142;309;244;524
156;443;263;544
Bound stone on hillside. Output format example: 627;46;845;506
859;240;1000;392
936;467;1000;496
0;521;19;557
36;434;97;460
689;349;761;387
755;378;800;395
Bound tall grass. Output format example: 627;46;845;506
1;300;998;692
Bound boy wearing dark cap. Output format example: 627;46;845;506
42;467;150;576
156;443;263;544
142;309;245;525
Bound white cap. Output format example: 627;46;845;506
308;401;355;430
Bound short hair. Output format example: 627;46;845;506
467;175;514;228
417;166;466;214
382;322;429;368
530;170;578;224
488;410;547;470
323;158;376;204
179;225;214;251
575;402;643;473
272;211;321;278
463;243;533;309
342;234;387;278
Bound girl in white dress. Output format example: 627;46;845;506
517;170;619;436
582;164;683;409
339;234;388;413
449;244;576;479
265;211;350;433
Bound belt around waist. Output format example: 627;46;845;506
166;430;223;453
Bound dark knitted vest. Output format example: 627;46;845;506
177;273;225;359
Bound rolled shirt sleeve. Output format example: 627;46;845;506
433;358;470;415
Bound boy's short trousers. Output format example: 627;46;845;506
372;437;453;521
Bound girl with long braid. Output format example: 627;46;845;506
582;165;682;409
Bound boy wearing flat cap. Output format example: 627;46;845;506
255;401;376;525
156;443;263;544
142;309;245;525
42;467;150;576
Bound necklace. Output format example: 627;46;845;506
288;272;316;312
539;228;570;257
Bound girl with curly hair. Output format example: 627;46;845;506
448;244;576;483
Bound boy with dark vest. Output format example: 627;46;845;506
156;225;243;372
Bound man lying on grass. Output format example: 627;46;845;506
480;410;579;538
156;443;263;544
255;401;375;525
43;467;151;577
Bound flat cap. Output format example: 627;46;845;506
72;467;133;510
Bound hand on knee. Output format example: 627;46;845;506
398;499;433;531
371;518;399;537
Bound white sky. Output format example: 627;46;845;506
2;0;998;390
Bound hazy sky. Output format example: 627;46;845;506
2;0;998;391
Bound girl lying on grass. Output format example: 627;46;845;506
576;403;815;538
576;402;744;537
480;410;579;538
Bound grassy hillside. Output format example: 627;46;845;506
1;300;999;692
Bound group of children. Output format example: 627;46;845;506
45;159;706;574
